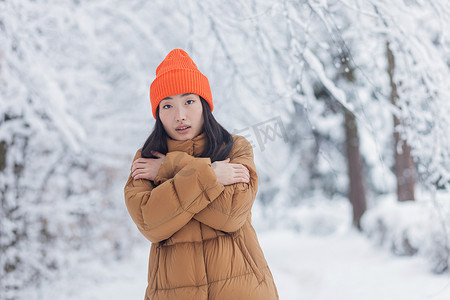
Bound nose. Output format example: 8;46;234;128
175;105;186;122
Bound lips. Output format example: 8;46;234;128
176;125;191;131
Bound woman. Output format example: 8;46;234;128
124;49;279;300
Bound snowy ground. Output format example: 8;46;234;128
25;228;450;300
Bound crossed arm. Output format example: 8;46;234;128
124;136;258;243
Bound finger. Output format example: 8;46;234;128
134;160;148;164
239;173;250;181
134;171;150;180
134;158;159;169
151;150;165;158
135;158;153;165
134;173;147;180
238;173;250;182
133;161;148;170
229;163;244;168
234;176;249;183
233;172;248;180
231;164;249;172
235;173;250;180
234;169;249;177
131;163;146;173
132;168;146;178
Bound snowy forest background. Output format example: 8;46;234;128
1;0;450;299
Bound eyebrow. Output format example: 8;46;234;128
162;93;194;101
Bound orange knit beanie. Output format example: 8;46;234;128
150;49;214;119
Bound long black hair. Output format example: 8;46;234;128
141;97;233;162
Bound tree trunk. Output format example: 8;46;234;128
344;109;367;229
336;48;367;230
386;41;415;201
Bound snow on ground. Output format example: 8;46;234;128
27;228;450;300
262;230;450;300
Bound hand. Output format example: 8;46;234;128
211;158;250;186
131;151;166;181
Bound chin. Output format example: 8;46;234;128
170;132;192;141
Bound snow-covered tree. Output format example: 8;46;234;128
2;1;450;298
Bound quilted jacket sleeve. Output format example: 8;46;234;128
152;151;203;186
124;149;225;243
193;136;258;233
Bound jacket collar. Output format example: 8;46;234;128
166;131;207;157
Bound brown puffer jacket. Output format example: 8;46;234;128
124;132;279;300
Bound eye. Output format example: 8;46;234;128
162;104;172;109
186;100;195;105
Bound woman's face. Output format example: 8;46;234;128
159;93;204;141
